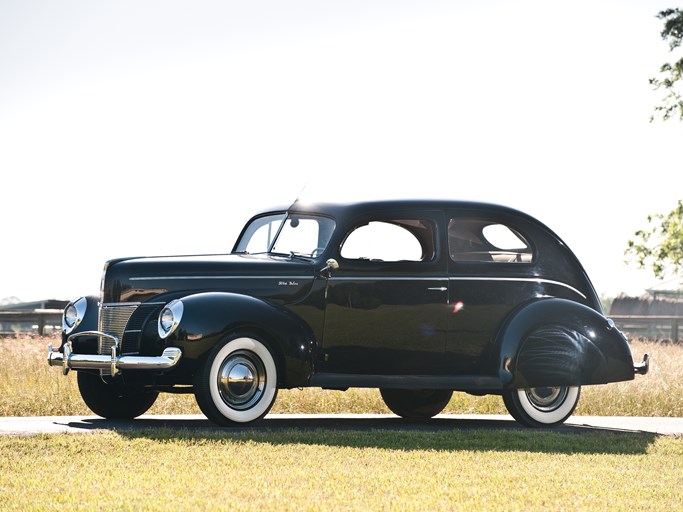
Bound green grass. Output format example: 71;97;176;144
1;429;681;511
2;336;679;418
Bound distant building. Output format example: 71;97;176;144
0;299;69;311
645;278;683;301
611;278;683;314
0;299;68;335
609;280;682;341
610;294;683;317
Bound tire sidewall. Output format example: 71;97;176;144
380;388;453;419
77;371;159;419
205;336;278;423
515;386;580;426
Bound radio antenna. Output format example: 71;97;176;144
292;182;308;204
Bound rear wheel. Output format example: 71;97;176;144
77;371;159;419
380;388;453;419
194;334;278;426
503;386;580;427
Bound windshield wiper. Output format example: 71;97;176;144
268;251;312;261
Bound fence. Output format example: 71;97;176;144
0;309;63;336
610;315;682;342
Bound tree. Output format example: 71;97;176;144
626;200;683;280
650;8;683;121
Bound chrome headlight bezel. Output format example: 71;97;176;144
63;297;87;335
158;300;184;339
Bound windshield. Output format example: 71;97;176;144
234;213;335;258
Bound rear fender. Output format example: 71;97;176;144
163;292;315;387
497;298;635;388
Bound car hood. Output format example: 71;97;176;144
102;253;318;304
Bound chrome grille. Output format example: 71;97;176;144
119;303;165;354
98;304;139;355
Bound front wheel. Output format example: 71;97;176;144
380;388;453;420
194;334;278;426
503;386;580;427
77;371;159;419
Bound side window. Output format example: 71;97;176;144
272;216;334;257
341;219;435;262
449;218;533;263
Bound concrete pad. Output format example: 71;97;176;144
1;414;682;436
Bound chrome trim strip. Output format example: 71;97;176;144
129;276;313;281
69;330;119;346
130;275;583;297
329;277;449;281
99;301;165;307
449;277;586;299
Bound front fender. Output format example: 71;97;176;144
60;295;100;354
164;292;315;387
497;298;635;388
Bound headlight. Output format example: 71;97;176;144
63;297;87;334
158;300;184;339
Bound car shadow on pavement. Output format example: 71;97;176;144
56;415;659;455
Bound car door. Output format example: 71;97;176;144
320;211;449;375
446;210;538;375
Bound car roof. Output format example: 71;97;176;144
285;198;538;222
247;198;566;244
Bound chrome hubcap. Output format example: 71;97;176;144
217;351;266;410
525;387;568;412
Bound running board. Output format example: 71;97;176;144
310;373;501;391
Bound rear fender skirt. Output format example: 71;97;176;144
497;298;635;388
163;292;315;387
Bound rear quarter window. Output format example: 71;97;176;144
449;218;533;263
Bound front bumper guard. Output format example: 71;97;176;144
47;331;182;376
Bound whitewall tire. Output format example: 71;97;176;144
195;335;278;426
503;386;580;427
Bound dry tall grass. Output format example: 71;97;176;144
1;336;680;417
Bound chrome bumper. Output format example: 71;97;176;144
634;354;650;375
47;331;182;376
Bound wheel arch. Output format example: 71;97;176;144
165;292;315;387
496;298;635;389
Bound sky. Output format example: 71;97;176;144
1;0;682;303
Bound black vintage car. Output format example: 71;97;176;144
48;199;649;427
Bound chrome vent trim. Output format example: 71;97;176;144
98;303;140;356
